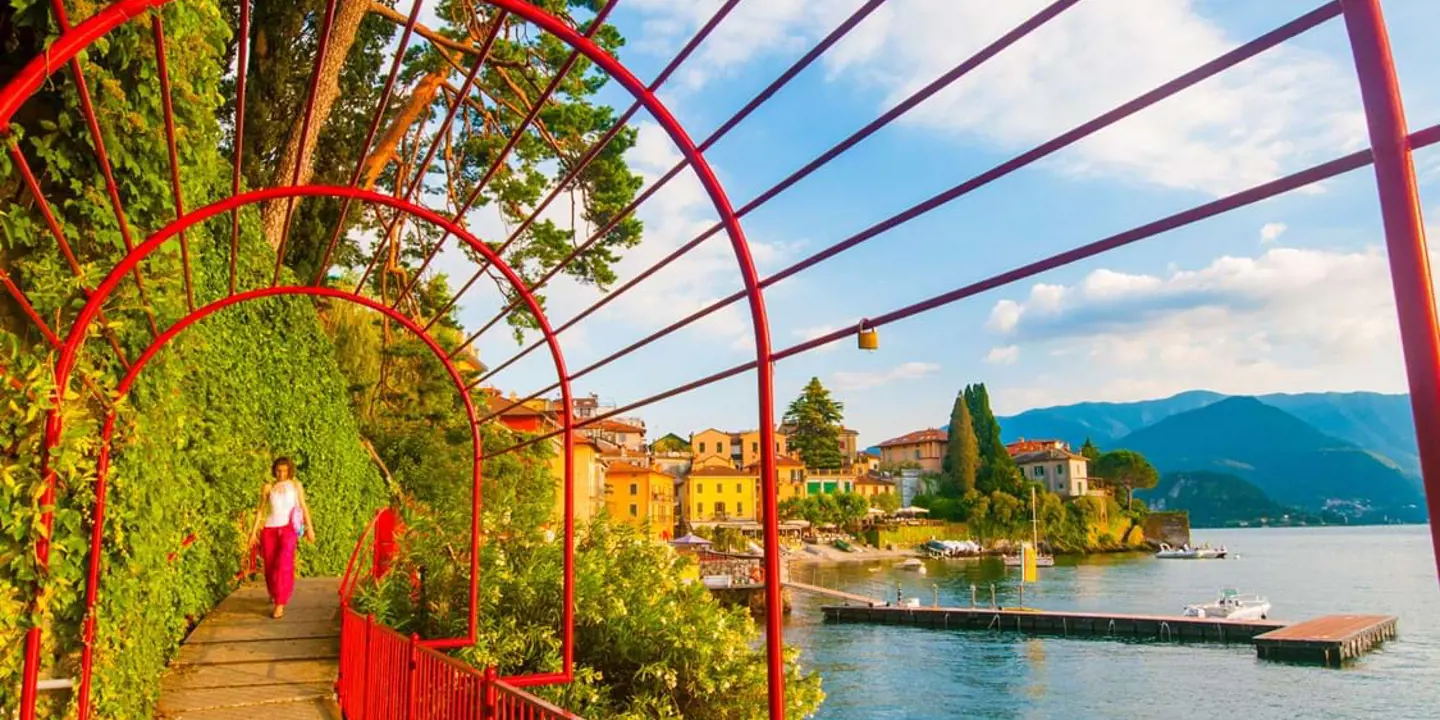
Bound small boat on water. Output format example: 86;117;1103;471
833;539;856;553
1183;588;1271;620
1002;552;1055;567
1156;543;1227;559
923;539;983;558
897;558;927;574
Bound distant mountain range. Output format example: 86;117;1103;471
1138;471;1337;528
1000;391;1426;524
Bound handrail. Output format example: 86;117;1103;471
339;508;389;607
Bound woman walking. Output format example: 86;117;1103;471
251;457;316;618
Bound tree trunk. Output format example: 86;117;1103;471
260;0;372;250
361;65;448;191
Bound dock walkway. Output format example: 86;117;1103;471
784;581;883;606
823;605;1396;664
157;577;341;719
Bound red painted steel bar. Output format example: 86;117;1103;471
470;0;1086;386
6;143;133;368
151;14;196;312
29;184;574;699
230;0;250;295
69;287;486;716
420;0;747;334
390;0;620;313
473;0;1340;399
75;412;116;720
270;0;341;285
489;122;1440;458
450;0;892;357
45;0;161;337
1340;0;1440;574
0;267;62;348
312;0;428;286
19;409;61;720
478;2;785;711
350;13;511;294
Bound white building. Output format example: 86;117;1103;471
1013;447;1092;498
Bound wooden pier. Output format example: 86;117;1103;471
822;605;1397;664
784;581;883;606
1253;614;1398;666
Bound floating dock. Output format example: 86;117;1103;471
1253;614;1398;667
822;605;1396;665
784;581;883;606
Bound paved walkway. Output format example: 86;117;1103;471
156;577;342;719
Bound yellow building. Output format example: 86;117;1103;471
854;473;896;498
683;465;758;523
737;429;789;470
690;428;731;466
548;437;607;525
604;461;676;541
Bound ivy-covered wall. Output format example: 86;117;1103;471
0;1;386;716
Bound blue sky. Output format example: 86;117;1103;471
422;0;1440;449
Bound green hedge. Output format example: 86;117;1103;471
0;3;384;716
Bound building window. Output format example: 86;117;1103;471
1079;481;1087;495
1056;464;1065;475
699;442;706;453
715;501;726;516
697;483;703;494
737;502;744;516
1033;466;1044;477
630;483;638;495
752;441;758;453
914;449;921;460
629;503;638;517
736;483;742;494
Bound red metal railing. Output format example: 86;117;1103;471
339;608;581;720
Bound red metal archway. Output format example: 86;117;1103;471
2;1;1437;719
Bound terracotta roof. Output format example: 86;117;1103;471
877;428;947;447
855;474;894;486
586;418;645;433
1013;447;1088;464
742;453;804;471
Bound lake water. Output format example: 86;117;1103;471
782;526;1440;720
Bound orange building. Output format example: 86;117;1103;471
604;461;676;541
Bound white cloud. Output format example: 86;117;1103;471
985;345;1019;365
832;361;941;391
628;0;1365;196
1260;222;1288;244
792;324;842;354
984;243;1440;413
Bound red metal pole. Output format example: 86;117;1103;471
482;666;498;720
19;408;62;720
362;614;374;720
231;0;249;296
420;0;748;335
151;13;195;312
391;0;619;314
312;0;427;286
76;412;117;720
1340;0;1440;568
271;0;340;285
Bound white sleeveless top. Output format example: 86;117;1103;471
265;481;299;528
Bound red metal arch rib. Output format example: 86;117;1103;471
477;2;787;709
74;285;487;720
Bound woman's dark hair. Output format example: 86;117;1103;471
272;457;295;478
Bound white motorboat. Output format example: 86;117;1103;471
1156;543;1227;559
897;558;927;575
1183;588;1271;620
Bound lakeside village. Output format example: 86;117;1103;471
486;379;1202;604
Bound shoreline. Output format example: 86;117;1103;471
785;543;922;565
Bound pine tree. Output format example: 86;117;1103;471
941;392;979;497
1080;437;1101;462
783;377;845;470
